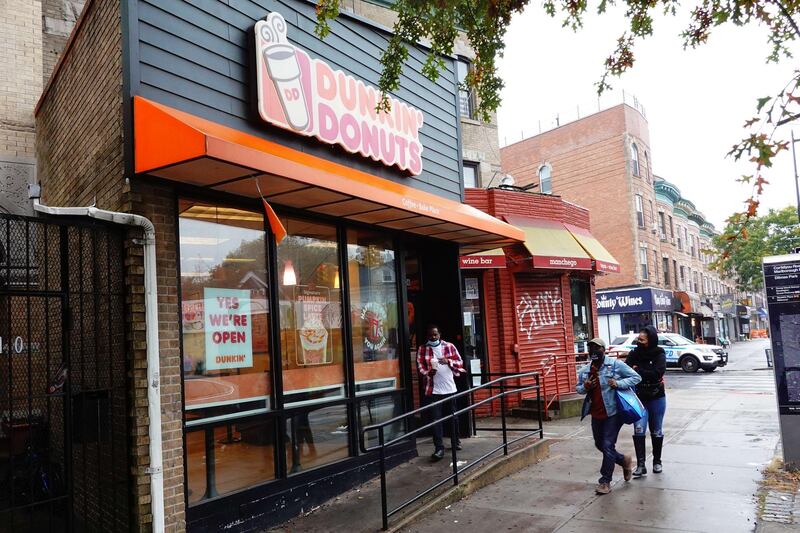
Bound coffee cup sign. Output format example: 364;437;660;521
204;288;253;370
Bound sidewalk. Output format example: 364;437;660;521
404;340;779;533
268;421;547;533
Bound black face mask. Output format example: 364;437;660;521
589;347;603;360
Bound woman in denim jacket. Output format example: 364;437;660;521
576;338;642;494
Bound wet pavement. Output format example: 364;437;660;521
403;339;780;533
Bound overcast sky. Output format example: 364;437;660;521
496;4;799;229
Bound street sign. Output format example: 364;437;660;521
763;254;800;468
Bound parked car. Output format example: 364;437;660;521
608;332;728;373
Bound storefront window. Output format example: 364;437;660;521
285;403;349;474
277;217;345;406
570;278;592;352
347;229;401;395
178;200;276;501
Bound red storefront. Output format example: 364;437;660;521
461;189;619;412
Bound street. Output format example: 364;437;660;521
403;339;781;533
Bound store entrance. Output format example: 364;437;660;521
403;240;469;437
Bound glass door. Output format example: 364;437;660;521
462;274;487;385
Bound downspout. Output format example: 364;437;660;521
30;191;165;533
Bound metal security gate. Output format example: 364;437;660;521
0;214;129;532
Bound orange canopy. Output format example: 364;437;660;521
134;97;523;252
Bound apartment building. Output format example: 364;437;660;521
501;103;737;344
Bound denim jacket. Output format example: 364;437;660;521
576;355;641;418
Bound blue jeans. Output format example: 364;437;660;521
633;396;666;437
591;414;625;484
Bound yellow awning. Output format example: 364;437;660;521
505;216;592;270
564;224;620;274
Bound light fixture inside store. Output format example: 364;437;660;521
283;260;297;286
333;271;340;289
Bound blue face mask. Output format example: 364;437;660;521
427;339;441;347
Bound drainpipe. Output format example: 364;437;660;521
29;188;165;533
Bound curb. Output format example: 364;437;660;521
386;438;551;532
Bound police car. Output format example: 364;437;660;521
608;333;728;373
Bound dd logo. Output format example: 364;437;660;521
284;88;301;101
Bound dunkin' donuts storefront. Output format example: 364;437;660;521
35;1;522;530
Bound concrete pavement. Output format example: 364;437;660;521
403;339;780;533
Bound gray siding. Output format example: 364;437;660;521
132;0;462;200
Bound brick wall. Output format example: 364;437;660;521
35;0;124;211
128;179;186;532
0;0;42;215
501;105;651;290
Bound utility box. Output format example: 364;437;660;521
763;255;800;469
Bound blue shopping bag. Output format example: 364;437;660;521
615;388;645;424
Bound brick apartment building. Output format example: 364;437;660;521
501;103;740;344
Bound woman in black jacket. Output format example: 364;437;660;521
625;325;667;476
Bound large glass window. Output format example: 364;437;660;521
347;229;402;395
462;274;487;384
179;200;276;501
277;217;345;406
286;403;349;474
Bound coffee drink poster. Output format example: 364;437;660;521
294;286;332;366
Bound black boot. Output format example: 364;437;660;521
652;435;663;473
632;435;647;477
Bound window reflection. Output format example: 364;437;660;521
277;217;346;406
359;394;406;449
348;229;401;396
179;199;276;503
178;200;271;422
286;404;349;474
186;418;276;504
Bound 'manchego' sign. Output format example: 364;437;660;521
255;13;424;175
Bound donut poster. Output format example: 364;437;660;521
204;288;253;371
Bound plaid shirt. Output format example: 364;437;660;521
416;341;464;396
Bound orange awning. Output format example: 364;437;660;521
564;224;620;274
134;97;523;252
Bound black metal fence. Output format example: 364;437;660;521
0;214;129;532
359;372;543;530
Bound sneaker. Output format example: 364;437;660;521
653;462;663;474
595;482;611;495
455;441;463;451
622;454;633;481
430;449;444;462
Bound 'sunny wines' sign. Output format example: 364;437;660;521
204;288;253;370
254;12;425;175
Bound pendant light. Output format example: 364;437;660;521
283;260;297;286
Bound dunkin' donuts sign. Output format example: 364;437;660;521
255;13;425;175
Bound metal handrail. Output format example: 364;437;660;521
359;372;543;530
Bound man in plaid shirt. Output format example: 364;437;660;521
417;325;465;461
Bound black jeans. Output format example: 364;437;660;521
429;393;460;451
